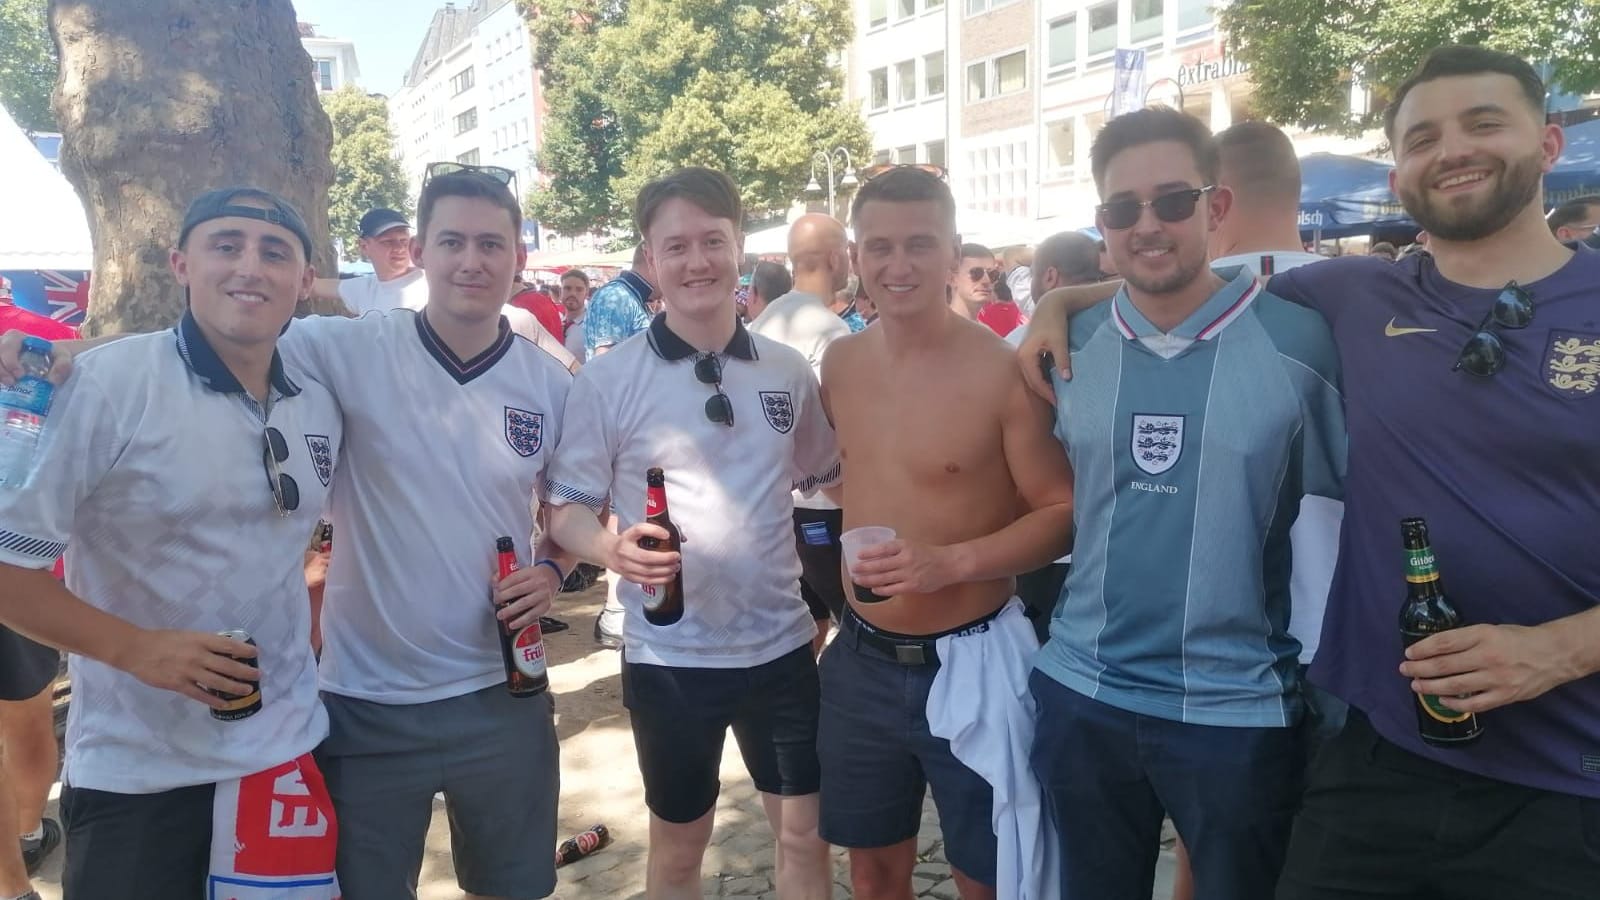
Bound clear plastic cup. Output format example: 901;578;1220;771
840;526;896;603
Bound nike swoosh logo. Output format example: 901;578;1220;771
1385;318;1438;337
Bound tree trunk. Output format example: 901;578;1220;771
49;0;341;335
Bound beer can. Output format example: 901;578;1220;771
210;629;262;722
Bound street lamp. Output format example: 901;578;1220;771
807;147;858;217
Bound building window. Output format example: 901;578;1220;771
966;0;1015;14
925;52;945;97
869;68;890;111
896;145;917;163
1178;0;1212;30
313;58;334;91
895;60;917;105
1047;16;1077;73
926;0;944;8
1087;1;1117;58
457;149;480;165
451;66;475;95
926;139;946;169
966;61;988;102
995;50;1027;95
1131;0;1163;43
454;108;478;134
873;149;893;165
1044;119;1075;177
897;0;916;18
869;0;888;28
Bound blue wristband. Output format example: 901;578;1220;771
534;559;565;586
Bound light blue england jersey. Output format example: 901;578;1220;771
1034;267;1346;728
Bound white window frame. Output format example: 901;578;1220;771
924;51;946;99
1085;0;1119;67
1176;0;1215;37
1041;117;1077;181
868;0;889;30
965;0;1020;18
1045;14;1078;79
894;59;918;108
966;48;1028;103
1129;0;1165;46
869;67;891;112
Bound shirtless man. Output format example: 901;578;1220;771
817;167;1074;900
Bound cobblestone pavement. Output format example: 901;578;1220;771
26;586;1176;898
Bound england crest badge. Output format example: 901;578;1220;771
303;435;334;487
504;407;544;457
760;391;794;434
1131;414;1184;476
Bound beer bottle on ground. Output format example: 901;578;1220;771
638;468;684;627
1398;517;1482;747
494;536;549;697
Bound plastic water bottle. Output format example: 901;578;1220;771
0;337;55;488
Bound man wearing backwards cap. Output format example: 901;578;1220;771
310;207;427;315
0;187;343;899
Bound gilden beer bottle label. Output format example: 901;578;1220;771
1405;550;1439;583
513;625;547;678
1417;692;1472;725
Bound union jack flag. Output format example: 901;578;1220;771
1;269;89;325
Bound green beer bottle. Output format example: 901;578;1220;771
1398;517;1482;747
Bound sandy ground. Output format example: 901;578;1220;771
23;582;1176;898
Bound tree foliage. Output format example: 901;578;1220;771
521;0;870;236
0;0;57;131
322;86;410;260
1219;0;1600;134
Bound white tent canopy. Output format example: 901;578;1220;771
0;104;93;271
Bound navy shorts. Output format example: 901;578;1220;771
623;644;821;824
1030;671;1302;900
817;608;997;885
0;622;58;701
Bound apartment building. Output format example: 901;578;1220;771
390;0;542;207
848;0;1381;235
301;22;362;93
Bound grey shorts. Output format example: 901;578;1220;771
316;685;560;900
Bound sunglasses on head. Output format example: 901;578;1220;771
423;161;518;192
857;162;949;183
967;266;1003;284
693;352;735;427
1453;281;1535;377
1097;186;1215;231
262;426;300;517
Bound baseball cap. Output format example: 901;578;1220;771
359;208;411;239
178;187;314;259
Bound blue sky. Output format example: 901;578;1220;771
294;0;450;96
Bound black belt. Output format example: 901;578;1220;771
839;603;1007;667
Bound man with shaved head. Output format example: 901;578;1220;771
749;214;855;652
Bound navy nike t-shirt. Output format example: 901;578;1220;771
1269;250;1600;798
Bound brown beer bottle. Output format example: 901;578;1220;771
493;537;549;697
1398;518;1482;747
638;468;684;626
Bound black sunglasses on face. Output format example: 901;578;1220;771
694;352;735;427
1453;281;1536;377
1097;186;1216;231
262;427;300;517
968;266;1003;284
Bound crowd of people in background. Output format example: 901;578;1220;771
0;41;1596;900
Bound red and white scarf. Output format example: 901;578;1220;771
207;753;341;899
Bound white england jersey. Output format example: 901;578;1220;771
0;316;339;793
280;309;572;704
546;316;842;668
337;269;429;316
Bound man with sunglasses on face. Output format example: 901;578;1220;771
546;167;839;900
1023;47;1600;900
1025;107;1345;900
0;187;342;898
955;244;1024;338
